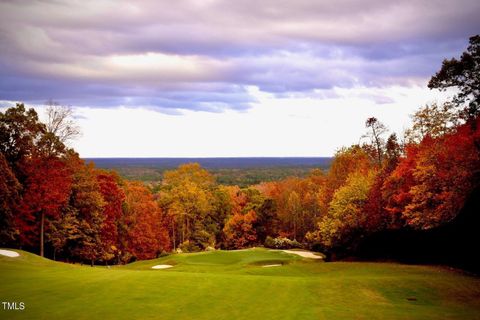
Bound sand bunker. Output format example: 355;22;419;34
281;250;323;259
151;264;173;269
0;249;20;257
262;264;282;268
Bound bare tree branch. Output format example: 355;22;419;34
45;100;81;145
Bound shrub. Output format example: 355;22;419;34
179;240;201;253
264;236;303;249
158;251;170;257
191;229;215;251
264;236;276;248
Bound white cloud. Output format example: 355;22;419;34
1;0;477;112
0;0;475;157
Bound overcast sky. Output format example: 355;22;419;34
1;0;479;157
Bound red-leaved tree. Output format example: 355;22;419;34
97;171;125;263
17;157;71;256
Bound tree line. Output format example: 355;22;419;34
1;35;479;265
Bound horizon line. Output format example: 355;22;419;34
82;156;334;159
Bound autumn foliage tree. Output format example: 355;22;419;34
223;210;258;249
96;171;125;262
314;170;376;250
1;103;71;256
159;163;215;250
261;174;324;242
404;102;460;143
401;120;480;229
323;146;372;202
65;156;105;265
17;157;72;257
122;181;170;261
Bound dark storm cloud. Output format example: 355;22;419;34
0;0;479;112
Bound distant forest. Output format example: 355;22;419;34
86;157;332;187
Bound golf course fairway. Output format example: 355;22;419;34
1;248;480;319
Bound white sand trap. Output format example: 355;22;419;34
262;264;282;268
0;249;19;257
151;264;173;269
282;250;323;259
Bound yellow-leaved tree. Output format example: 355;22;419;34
317;170;376;250
158;163;215;251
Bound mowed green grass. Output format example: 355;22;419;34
1;248;480;319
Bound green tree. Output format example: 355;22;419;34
0;153;21;245
0;103;45;167
206;185;233;247
0;103;66;174
385;133;402;169
429;35;480;120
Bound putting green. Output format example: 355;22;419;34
1;248;480;319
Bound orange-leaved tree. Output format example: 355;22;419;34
223;210;258;249
122;181;170;261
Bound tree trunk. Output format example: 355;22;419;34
40;211;45;257
293;216;297;241
181;214;185;243
172;219;176;251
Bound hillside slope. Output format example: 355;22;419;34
1;248;480;319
